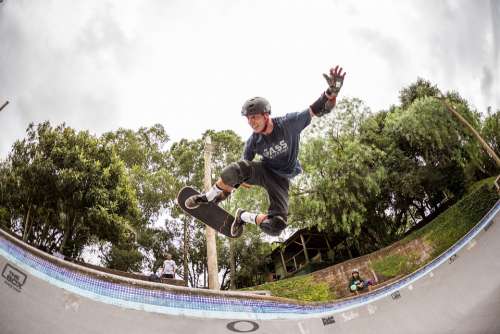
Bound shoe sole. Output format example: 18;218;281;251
184;202;198;210
231;209;244;237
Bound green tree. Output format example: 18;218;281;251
166;137;205;286
482;108;500;154
0;122;141;264
101;125;178;271
289;98;387;257
101;125;174;224
358;79;487;239
480;108;500;175
292;136;386;239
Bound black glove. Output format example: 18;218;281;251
323;65;346;97
310;65;346;117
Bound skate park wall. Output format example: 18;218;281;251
0;201;499;333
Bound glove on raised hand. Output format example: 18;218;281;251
310;65;346;117
323;65;346;97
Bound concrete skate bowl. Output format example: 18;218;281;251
0;201;499;334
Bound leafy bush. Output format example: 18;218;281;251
372;253;420;279
406;178;498;257
242;275;334;302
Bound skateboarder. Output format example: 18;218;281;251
185;65;346;237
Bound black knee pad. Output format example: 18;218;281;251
259;215;287;237
220;160;252;187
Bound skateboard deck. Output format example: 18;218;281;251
177;186;240;238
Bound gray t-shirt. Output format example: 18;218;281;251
243;110;311;178
162;259;176;276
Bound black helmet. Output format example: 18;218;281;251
241;97;271;116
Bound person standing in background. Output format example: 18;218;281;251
161;253;177;279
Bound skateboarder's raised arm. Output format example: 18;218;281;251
309;65;346;118
283;110;312;132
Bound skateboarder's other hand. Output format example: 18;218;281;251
323;65;346;97
240;183;252;189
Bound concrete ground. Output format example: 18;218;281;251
0;202;499;334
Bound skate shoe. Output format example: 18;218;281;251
231;208;246;237
184;194;209;209
185;190;231;210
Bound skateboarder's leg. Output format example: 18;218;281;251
226;161;267;236
231;162;290;237
258;171;289;236
185;160;252;209
219;160;253;188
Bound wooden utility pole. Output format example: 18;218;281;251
204;136;219;290
300;234;310;264
182;216;189;287
229;239;236;290
0;101;9;112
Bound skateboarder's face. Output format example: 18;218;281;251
246;113;268;133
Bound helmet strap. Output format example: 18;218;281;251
260;113;271;134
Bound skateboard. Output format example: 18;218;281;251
177;186;241;238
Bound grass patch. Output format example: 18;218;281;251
405;180;498;257
241;275;334;302
371;253;420;279
465;176;498;195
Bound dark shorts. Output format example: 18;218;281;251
237;161;290;219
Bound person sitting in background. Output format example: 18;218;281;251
161;253;177;279
349;270;373;294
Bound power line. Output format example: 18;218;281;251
0;101;9;112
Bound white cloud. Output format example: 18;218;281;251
0;0;498;158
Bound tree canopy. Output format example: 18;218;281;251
0;122;141;261
0;78;498;287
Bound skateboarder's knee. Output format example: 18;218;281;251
221;160;252;186
259;215;287;237
221;163;239;186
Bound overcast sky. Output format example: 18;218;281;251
0;0;499;159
